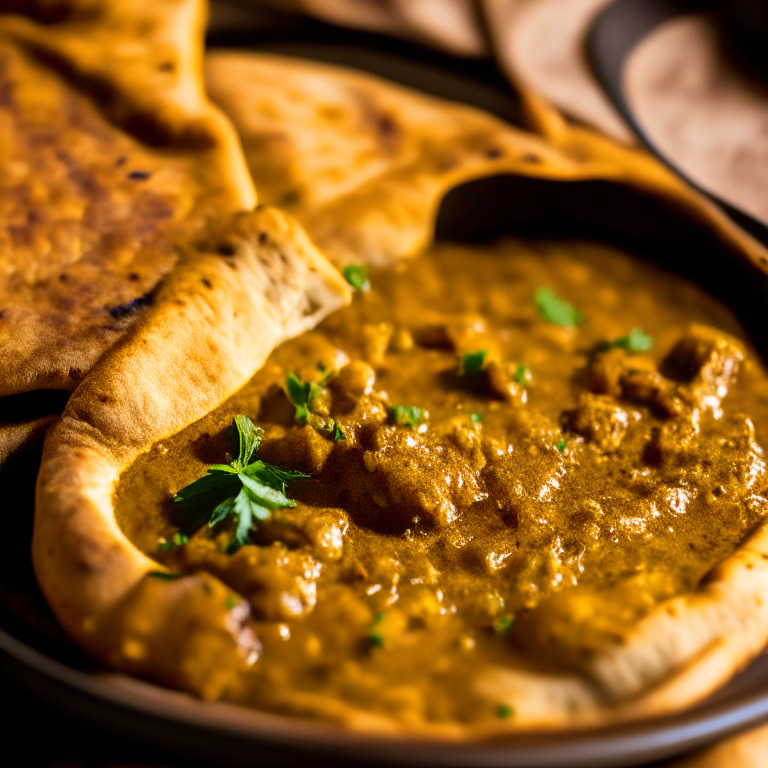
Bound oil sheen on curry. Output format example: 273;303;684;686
115;239;768;726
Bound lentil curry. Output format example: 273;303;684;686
115;238;768;728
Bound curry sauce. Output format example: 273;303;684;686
115;240;768;725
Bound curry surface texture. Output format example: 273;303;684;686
115;239;768;727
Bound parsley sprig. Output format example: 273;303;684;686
173;415;308;552
535;287;584;327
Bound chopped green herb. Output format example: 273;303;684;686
284;370;340;440
226;594;239;610
556;438;567;453
495;703;514;720
173;416;308;553
598;327;653;353
285;372;314;425
535;287;584;327
460;350;486;375
369;612;385;648
342;264;370;292
231;413;263;470
493;615;514;634
157;531;189;551
513;364;530;388
149;570;183;580
470;412;484;424
389;404;427;429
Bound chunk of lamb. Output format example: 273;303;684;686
663;323;745;415
565;393;636;452
345;425;487;531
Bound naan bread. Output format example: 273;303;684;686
205;51;596;267
0;0;255;396
205;51;768;278
34;206;350;699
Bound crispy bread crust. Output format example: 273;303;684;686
0;0;255;396
34;206;350;699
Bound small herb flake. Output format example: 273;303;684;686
513;364;530;388
496;704;514;720
342;264;370;292
470;412;484;424
556;438;568;453
460;350;486;375
158;531;189;551
598;328;653;353
494;615;514;634
173;416;308;553
226;594;239;610
149;570;183;580
535;287;584;327
389;404;427;429
369;632;385;649
285;370;339;438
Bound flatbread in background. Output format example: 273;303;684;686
206;50;768;277
205;51;608;267
0;0;255;397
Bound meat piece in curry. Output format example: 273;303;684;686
115;239;768;726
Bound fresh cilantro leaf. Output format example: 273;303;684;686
598;328;653;353
513;364;530;388
389;404;427;429
157;532;188;551
556;438;567;453
243;462;310;494
342;264;370;292
232;489;255;549
173;472;240;510
496;704;514;720
285;371;330;428
330;420;346;441
470;412;484;424
535;287;584;327
174;416;306;553
285;373;312;425
460;350;486;375
149;570;183;580
232;415;263;470
239;474;296;510
209;495;237;527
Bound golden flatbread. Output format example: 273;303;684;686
0;0;255;396
34;205;350;699
205;51;768;277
